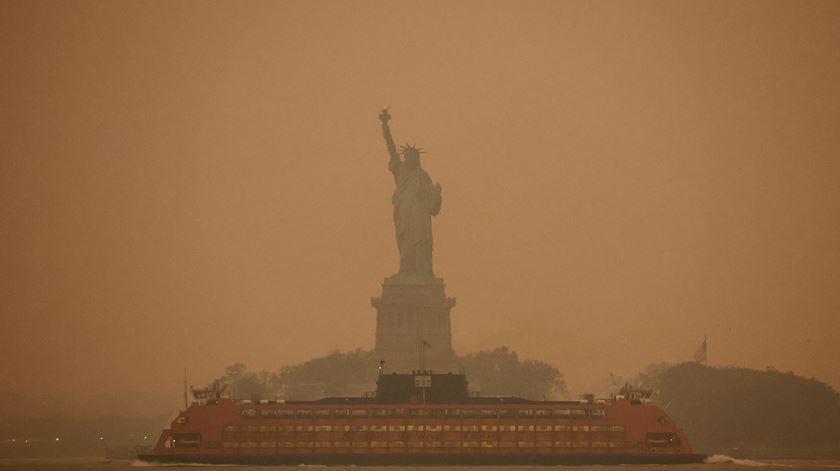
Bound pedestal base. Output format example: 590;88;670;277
371;281;458;373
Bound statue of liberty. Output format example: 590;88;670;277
379;108;443;284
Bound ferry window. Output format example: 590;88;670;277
591;409;606;418
260;409;275;417
223;425;239;432
350;409;369;417
259;425;277;432
241;409;256;418
296;409;313;417
373;409;392;417
429;409;444;418
480;410;497;418
461;409;478;418
393;408;408;417
497;409;514;418
646;432;681;448
334;409;350;417
517;409;534;418
314;409;332;417
408;409;425;417
445;409;460;418
610;425;625;432
553;409;571;417
276;410;294;417
572;409;587;419
172;433;201;448
535;409;552;418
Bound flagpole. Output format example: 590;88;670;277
183;368;188;409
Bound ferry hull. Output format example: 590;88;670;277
149;374;702;466
138;452;706;466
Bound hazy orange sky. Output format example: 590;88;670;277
2;0;839;417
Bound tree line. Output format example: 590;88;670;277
209;346;566;401
635;362;840;454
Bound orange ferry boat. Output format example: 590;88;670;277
139;371;704;465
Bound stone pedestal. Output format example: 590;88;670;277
371;281;458;373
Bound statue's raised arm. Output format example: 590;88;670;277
379;108;401;181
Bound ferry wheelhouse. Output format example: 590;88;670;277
140;371;703;465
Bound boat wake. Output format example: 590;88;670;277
705;454;791;467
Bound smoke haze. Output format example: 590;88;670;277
1;0;839;417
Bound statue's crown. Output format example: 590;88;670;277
399;143;425;156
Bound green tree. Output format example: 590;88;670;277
634;362;840;452
459;346;566;399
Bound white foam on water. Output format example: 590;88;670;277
705;454;793;467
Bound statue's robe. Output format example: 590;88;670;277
390;159;441;277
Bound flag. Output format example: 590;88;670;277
422;340;431;348
693;337;707;364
